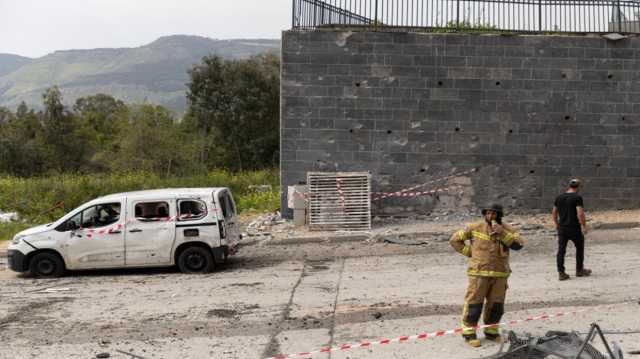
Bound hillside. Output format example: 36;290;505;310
0;35;280;114
0;54;32;77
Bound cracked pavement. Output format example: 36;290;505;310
1;226;639;359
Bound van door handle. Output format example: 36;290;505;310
129;229;143;233
109;230;122;234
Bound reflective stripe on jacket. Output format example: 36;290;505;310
450;221;524;278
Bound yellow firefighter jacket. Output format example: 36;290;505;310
450;221;524;278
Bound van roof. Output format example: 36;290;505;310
91;188;228;203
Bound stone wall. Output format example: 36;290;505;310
281;30;640;216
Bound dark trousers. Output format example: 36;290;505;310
557;230;584;273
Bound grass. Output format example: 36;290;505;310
0;170;281;240
0;222;32;243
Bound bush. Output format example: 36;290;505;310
0;170;281;227
0;222;32;242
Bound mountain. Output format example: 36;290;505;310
0;35;280;114
0;54;32;76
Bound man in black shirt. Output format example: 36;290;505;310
552;179;592;281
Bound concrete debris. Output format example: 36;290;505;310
490;323;624;359
243;212;283;239
115;350;148;359
98;339;111;346
382;236;430;246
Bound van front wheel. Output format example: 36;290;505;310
29;252;65;278
177;247;214;274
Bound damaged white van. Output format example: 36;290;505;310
8;188;241;277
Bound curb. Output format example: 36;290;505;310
592;222;640;230
267;234;370;246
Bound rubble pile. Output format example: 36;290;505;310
243;212;286;241
489;324;624;359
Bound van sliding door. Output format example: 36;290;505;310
125;199;176;266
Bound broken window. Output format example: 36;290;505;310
219;191;235;220
67;203;121;229
135;201;170;221
56;204;121;232
178;199;207;221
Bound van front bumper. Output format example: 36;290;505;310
7;250;29;272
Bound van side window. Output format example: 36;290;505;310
84;203;121;228
178;200;207;221
135;202;170;221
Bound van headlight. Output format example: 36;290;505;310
11;235;25;245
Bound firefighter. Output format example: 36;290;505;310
449;204;524;347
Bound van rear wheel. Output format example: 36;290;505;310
177;247;214;274
29;252;65;278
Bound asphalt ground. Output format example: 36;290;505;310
1;227;639;359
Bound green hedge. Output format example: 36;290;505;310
0;170;280;240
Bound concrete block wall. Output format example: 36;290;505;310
281;30;640;216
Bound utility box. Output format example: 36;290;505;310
290;184;307;226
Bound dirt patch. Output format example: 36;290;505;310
206;309;239;318
227;282;263;287
0;297;72;328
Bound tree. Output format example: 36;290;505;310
0;103;45;176
185;54;280;171
38;86;86;172
109;104;199;175
74;94;128;171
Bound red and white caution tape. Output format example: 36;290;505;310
264;308;586;359
372;185;462;201
336;178;345;209
295;184;464;203
84;213;195;238
291;168;476;203
373;168;477;201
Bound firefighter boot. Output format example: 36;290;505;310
558;272;570;281
484;332;502;343
463;334;481;348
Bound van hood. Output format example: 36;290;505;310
16;224;53;237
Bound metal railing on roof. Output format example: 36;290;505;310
292;0;640;33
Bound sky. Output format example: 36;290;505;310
0;0;292;58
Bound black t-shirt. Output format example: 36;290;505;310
554;192;584;231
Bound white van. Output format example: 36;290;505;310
7;188;241;277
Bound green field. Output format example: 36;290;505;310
0;170;280;241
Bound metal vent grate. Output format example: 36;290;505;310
307;172;371;231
